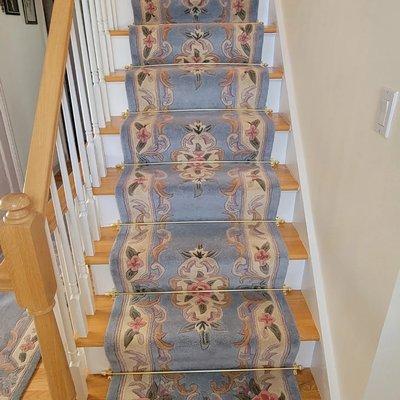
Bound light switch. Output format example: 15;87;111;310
375;88;399;138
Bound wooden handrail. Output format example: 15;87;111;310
24;0;75;215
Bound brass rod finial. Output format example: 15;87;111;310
270;159;280;168
265;108;274;116
282;285;292;296
121;110;129;119
105;289;118;299
115;163;125;170
275;217;286;227
293;364;303;375
111;220;121;230
101;369;113;380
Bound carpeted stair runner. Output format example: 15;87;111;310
129;22;265;65
131;0;260;25
105;1;302;398
110;222;289;293
120;109;276;163
116;162;281;223
125;64;269;111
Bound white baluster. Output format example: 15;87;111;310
94;0;110;76
60;91;95;256
87;0;111;121
70;24;101;187
45;222;89;400
50;175;88;337
65;51;102;239
56;134;95;315
99;0;115;73
110;0;118;29
75;0;106;129
74;1;107;178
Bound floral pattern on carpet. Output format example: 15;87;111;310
120;110;275;164
131;0;260;24
129;22;264;65
106;1;302;398
0;293;40;400
125;64;269;112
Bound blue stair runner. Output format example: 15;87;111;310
105;1;302;398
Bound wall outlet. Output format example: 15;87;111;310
375;88;399;138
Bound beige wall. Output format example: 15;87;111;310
0;0;46;172
280;1;400;399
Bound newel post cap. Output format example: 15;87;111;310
0;193;32;222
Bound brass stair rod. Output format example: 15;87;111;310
106;286;292;298
116;159;280;167
125;62;268;69
122;107;274;116
102;364;303;378
106;218;286;228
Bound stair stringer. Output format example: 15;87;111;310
272;1;340;398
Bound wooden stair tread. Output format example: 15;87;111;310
100;113;290;135
23;362;320;400
75;291;319;347
86;222;308;265
93;165;299;198
105;67;284;82
110;25;277;37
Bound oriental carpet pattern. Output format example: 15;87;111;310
105;1;302;399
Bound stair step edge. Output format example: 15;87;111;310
76;291;320;348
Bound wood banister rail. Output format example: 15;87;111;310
24;0;75;215
0;0;77;398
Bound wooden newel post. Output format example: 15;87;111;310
0;193;76;400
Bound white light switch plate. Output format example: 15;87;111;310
375;88;399;138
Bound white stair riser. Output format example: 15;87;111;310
102;132;289;168
112;34;276;71
90;259;306;294
84;341;315;374
95;190;298;226
113;0;271;29
106;79;282;115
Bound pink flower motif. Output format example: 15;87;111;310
127;255;144;272
254;249;270;264
193;150;206;161
137;126;151;143
145;2;157;14
233;0;244;13
143;33;156;49
238;31;250;45
245;124;259;140
252;390;279;400
187;281;213;304
20;341;35;353
128;316;147;332
259;313;275;328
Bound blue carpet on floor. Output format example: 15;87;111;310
0;292;40;399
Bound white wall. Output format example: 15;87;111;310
0;0;46;172
279;1;400;399
364;270;400;399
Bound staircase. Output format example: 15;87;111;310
18;1;324;399
77;2;319;399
